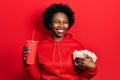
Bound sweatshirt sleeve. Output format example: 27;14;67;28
24;64;41;80
80;67;97;79
24;55;41;80
74;42;97;79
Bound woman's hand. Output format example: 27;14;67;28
22;46;30;64
75;54;96;69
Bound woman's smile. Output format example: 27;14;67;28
55;28;66;34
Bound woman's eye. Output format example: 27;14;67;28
53;21;68;24
63;22;68;24
54;21;60;23
55;21;60;23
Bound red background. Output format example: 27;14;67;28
0;0;120;80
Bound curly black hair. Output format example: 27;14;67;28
42;3;75;30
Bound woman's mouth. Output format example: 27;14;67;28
56;29;65;34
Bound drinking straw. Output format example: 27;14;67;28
32;30;35;40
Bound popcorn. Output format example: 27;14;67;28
73;50;97;63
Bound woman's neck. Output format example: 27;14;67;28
52;35;65;41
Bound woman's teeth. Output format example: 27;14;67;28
56;29;64;33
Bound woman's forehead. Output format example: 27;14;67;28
52;12;68;20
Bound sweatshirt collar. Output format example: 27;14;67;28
46;33;73;43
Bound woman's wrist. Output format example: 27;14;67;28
88;64;96;69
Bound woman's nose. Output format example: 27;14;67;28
59;22;64;27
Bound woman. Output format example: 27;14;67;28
23;3;97;80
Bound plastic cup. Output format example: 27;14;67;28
25;40;39;64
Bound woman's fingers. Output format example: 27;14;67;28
75;57;84;62
23;46;30;52
23;46;30;54
22;46;30;64
74;57;85;68
74;55;96;69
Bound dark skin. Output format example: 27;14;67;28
75;54;96;69
22;46;29;64
50;12;69;41
22;12;96;69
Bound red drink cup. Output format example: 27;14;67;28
25;40;39;64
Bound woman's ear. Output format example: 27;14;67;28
49;23;52;28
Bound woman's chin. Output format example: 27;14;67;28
56;34;65;38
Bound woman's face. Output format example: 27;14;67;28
50;12;69;40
